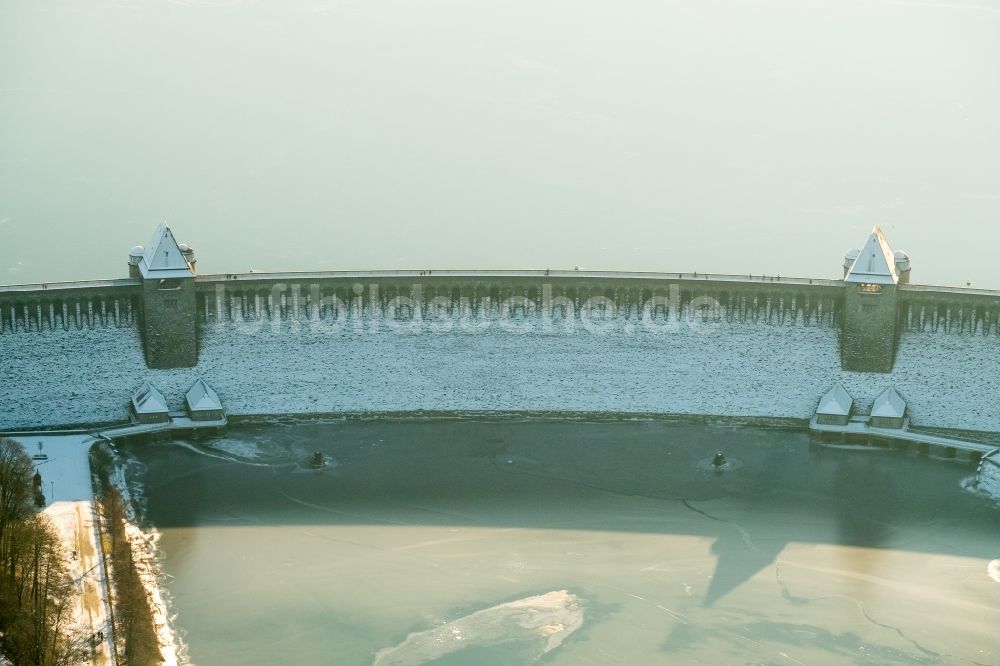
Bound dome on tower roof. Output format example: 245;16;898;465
893;250;911;281
128;245;146;267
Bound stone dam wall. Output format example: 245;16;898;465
3;271;1000;432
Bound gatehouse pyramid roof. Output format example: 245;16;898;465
131;383;169;415
816;383;853;416
185;379;222;412
872;387;906;418
139;223;193;279
844;226;898;285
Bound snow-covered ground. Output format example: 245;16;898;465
3;312;1000;431
103;453;182;666
15;435;114;665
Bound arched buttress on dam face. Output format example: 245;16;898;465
0;292;140;334
188;276;848;331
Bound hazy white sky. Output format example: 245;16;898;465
1;0;998;286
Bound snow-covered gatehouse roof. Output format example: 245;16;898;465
138;223;194;279
816;383;853;416
131;383;169;415
186;379;222;412
844;226;899;285
872;387;906;418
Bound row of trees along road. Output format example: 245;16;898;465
0;438;86;665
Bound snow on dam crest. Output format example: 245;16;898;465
3;306;1000;432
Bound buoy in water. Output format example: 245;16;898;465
310;451;325;468
711;452;727;468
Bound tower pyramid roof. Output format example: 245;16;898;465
844;226;898;285
139;223;193;279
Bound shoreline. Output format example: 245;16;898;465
100;451;184;666
7;406;1000;440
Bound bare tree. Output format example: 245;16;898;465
0;439;86;665
0;438;33;567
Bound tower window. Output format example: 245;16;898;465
858;283;881;294
163;299;178;310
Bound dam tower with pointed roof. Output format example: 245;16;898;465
841;226;907;373
129;223;199;368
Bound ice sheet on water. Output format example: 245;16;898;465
373;590;584;666
203;437;271;461
170;440;278;468
988;560;1000;583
